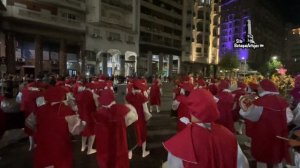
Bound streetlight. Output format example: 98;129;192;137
272;56;278;60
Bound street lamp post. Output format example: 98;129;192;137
241;57;246;78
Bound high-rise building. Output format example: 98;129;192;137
0;0;86;76
181;0;220;76
283;26;300;75
220;0;284;72
85;0;139;76
138;0;182;77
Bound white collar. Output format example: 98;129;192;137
222;89;231;93
196;123;212;130
259;91;279;97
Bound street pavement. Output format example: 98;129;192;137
0;82;257;168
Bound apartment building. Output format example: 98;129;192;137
284;27;300;75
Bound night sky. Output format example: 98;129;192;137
277;0;300;25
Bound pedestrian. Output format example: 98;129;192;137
125;79;151;158
240;79;293;168
232;81;247;134
34;83;75;168
94;89;138;168
163;89;249;168
149;76;162;113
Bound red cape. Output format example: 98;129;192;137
216;91;235;132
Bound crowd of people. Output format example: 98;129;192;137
0;72;300;168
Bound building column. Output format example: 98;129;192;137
147;51;152;77
5;32;16;74
59;39;67;76
159;53;164;73
120;54;125;76
102;53;108;76
34;35;43;77
168;55;173;77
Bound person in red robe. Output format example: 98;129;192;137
149;77;162;113
240;79;293;168
172;82;194;132
75;82;98;155
125;79;151;158
34;84;75;168
232;81;247;134
19;80;46;151
215;80;235;133
94;89;138;168
163;89;249;168
208;78;218;95
194;78;207;89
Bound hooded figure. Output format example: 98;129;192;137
125;79;151;158
240;79;293;168
163;89;249;168
94;89;138;168
215;80;235;132
149;78;162;113
34;85;75;168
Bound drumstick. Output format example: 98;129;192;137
276;136;290;141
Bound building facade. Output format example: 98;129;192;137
0;0;86;77
85;0;139;77
284;26;300;75
138;0;182;77
220;0;284;72
181;0;220;76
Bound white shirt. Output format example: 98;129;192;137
239;91;293;123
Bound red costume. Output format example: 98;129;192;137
94;89;130;168
216;80;235;132
149;79;161;106
164;89;238;168
75;87;97;137
231;82;247;121
34;86;74;168
125;80;148;146
175;95;190;132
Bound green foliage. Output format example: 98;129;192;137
219;53;239;71
267;59;282;75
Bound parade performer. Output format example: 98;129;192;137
19;77;47;151
125;79;151;158
194;78;207;89
163;89;249;168
34;84;75;168
172;82;194;132
75;82;98;155
215;80;235;132
240;79;293;168
232;81;247;134
208;78;218;95
94;89;138;168
149;77;162;113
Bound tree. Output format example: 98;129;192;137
267;59;282;76
219;53;239;71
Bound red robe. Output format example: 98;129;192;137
75;90;96;136
149;81;161;105
164;123;237;168
125;92;147;146
0;96;5;138
34;103;74;168
208;84;218;95
231;89;246;121
94;104;130;168
249;95;290;164
176;95;190;132
20;87;43;136
216;91;235;132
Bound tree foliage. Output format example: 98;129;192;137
219;53;239;71
267;59;282;75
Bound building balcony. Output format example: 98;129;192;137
141;1;182;19
160;0;182;10
35;0;85;12
140;26;181;40
4;6;85;32
140;13;181;30
140;36;181;50
101;0;132;12
101;16;132;29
